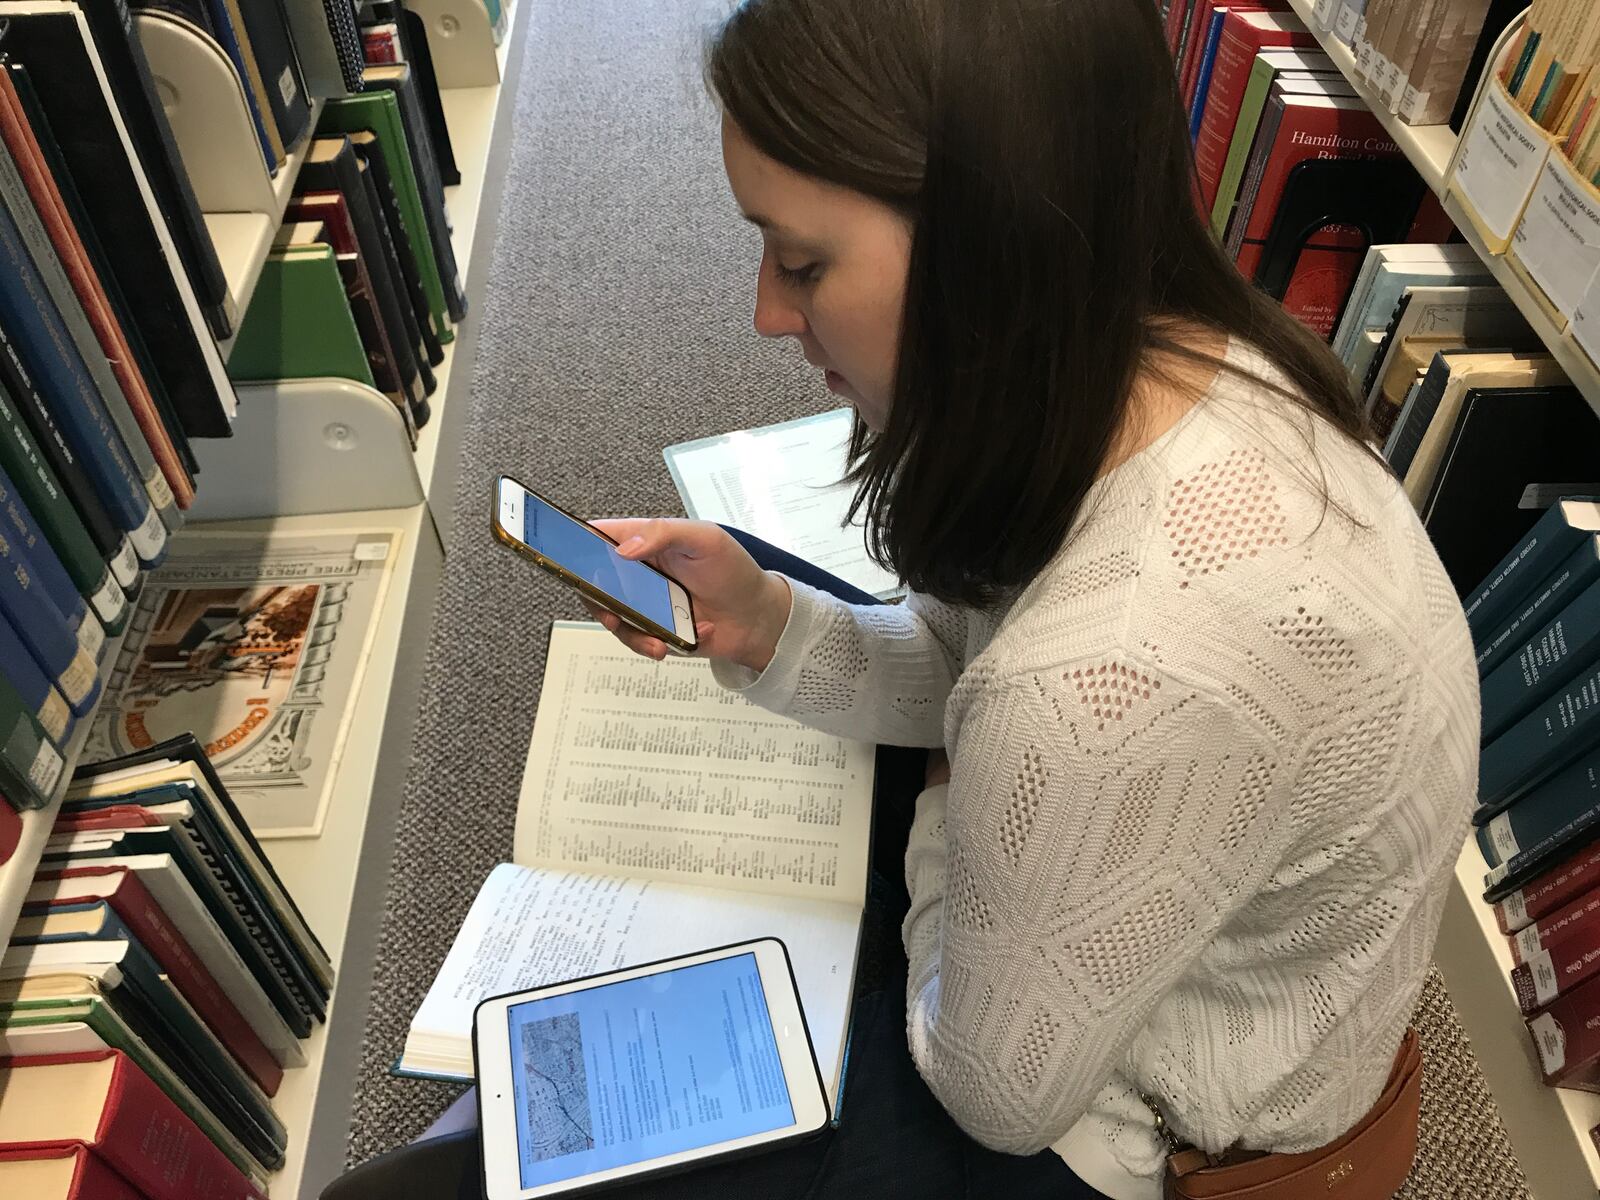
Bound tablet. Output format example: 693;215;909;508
472;939;831;1199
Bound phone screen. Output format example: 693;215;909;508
507;486;678;631
505;952;795;1189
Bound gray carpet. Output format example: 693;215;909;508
346;3;1532;1195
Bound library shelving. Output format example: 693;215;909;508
0;0;532;1196
1275;5;1600;1193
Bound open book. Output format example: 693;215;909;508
398;623;876;1108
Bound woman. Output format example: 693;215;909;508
589;1;1480;1198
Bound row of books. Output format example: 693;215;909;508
0;735;331;1199
1435;497;1600;1093
1298;0;1526;130
227;6;469;445
1169;4;1454;339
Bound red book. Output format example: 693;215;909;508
53;805;163;832
1166;0;1197;56
0;61;192;507
1178;4;1245;108
1193;12;1319;210
0;1144;145;1200
1529;972;1600;1090
1512;918;1600;1015
22;867;283;1096
1230;94;1402;339
0;1051;265;1200
1496;840;1600;934
0;790;19;866
1509;884;1600;964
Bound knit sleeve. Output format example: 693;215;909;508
901;658;1291;1154
709;578;970;748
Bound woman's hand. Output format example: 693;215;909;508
584;519;792;672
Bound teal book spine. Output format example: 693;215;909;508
1464;500;1600;643
1479;745;1600;870
1481;578;1600;743
1478;537;1600;677
1477;661;1600;824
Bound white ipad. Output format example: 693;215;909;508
472;938;831;1199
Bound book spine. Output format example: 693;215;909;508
1195;24;1263;208
397;9;459;187
1477;660;1600;822
1530;972;1600;1087
1477;540;1600;677
0;323;139;589
355;140;444;366
1480;744;1600;869
1464;503;1595;638
0;103;187;522
1513;921;1600;1014
1497;839;1600;933
0;197;165;564
0;461;104;661
96;1051;268;1200
205;0;285;168
0;377;125;631
1179;5;1221;103
1480;577;1600;742
348;163;434;411
1188;11;1231;138
0;666;63;808
1512;885;1600;964
26;882;284;1096
0;509;99;712
234;0;311;152
80;0;234;338
0;607;69;745
382;75;466;323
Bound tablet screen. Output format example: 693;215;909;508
506;951;797;1189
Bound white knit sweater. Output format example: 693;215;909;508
714;342;1480;1199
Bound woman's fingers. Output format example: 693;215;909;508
581;599;669;660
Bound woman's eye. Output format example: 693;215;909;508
774;260;821;286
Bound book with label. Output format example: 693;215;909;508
1529;971;1600;1089
0;608;69;746
0;665;62;810
1479;743;1600;870
0;493;99;715
1496;839;1600;932
1463;499;1600;644
1332;244;1494;366
0;459;106;661
1479;575;1600;742
1512;918;1600;1015
1477;538;1600;678
1509;883;1600;965
1477;661;1600;823
350;131;443;367
0;1051;266;1199
399;622;874;1117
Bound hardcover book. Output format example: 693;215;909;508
398;622;873;1124
0;1145;145;1200
226;237;375;389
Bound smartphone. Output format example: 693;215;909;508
472;939;830;1199
492;476;697;652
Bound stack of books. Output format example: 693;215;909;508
1165;3;1455;338
227;2;466;448
0;734;331;1199
1446;502;1600;1094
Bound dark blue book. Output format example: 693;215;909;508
0;177;165;566
0;664;59;809
1464;498;1600;646
0;605;70;747
1479;744;1600;870
0;459;105;663
10;899;288;1168
191;0;277;169
1188;8;1228;141
1481;577;1600;743
1477;536;1600;677
0;499;99;714
1477;659;1600;824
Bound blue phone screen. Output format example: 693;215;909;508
521;493;678;631
507;952;797;1188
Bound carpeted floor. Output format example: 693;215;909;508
346;3;1532;1195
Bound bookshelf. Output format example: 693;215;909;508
1283;0;1458;193
1275;5;1600;1190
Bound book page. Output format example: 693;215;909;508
663;410;902;600
407;864;861;1106
514;624;874;908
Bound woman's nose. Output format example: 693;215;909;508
753;257;808;339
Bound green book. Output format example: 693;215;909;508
0;378;125;634
0;663;62;809
226;246;376;388
0;993;266;1182
1210;57;1330;239
319;93;454;345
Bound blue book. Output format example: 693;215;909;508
0;459;104;663
1464;499;1600;647
1481;578;1600;743
1479;745;1600;870
1188;9;1229;141
1477;659;1600;824
0;664;60;809
200;0;276;170
0;189;165;565
0;605;69;746
0;500;98;714
1477;537;1600;677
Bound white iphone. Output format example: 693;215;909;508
491;475;697;652
472;939;830;1199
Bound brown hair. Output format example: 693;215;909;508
708;0;1373;605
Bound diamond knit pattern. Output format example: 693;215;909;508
717;346;1480;1190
